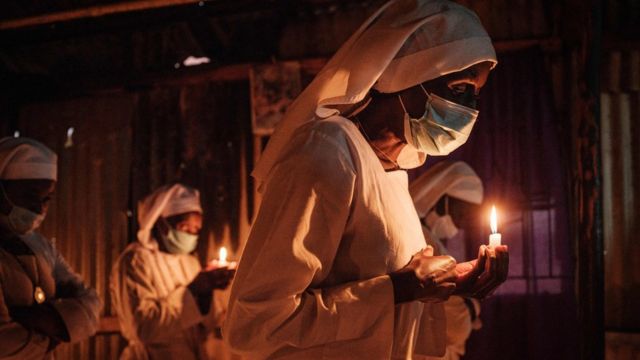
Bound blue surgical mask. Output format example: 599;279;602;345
159;219;199;254
398;86;478;168
0;184;45;235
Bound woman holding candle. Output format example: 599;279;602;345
110;183;235;360
225;1;508;358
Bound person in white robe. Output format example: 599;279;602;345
110;184;235;360
0;136;101;359
410;161;486;360
224;0;509;359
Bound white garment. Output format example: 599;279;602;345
0;232;101;359
110;242;224;360
441;296;476;360
225;116;446;359
410;161;483;218
420;224;479;360
253;0;496;187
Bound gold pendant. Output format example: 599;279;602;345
34;286;46;304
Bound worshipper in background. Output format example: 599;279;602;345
110;183;235;360
224;0;508;359
0;137;101;359
410;161;486;360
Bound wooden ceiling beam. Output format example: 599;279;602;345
0;0;203;30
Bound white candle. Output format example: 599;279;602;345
489;205;502;247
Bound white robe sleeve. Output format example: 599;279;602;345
0;282;51;359
119;252;204;343
224;129;395;354
49;244;102;343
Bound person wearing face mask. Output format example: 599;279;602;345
410;161;486;360
224;1;509;359
0;137;101;359
110;184;235;360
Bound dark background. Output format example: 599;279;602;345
1;0;638;359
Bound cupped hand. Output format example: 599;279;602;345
189;267;236;296
390;247;457;304
454;245;509;299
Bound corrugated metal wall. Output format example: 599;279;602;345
18;95;135;358
601;49;640;359
13;80;253;359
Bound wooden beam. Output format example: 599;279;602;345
0;0;202;30
6;37;561;103
138;37;562;84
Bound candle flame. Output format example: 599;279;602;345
219;247;228;263
490;206;498;234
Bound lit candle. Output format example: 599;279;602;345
219;247;228;267
489;205;502;247
208;246;237;270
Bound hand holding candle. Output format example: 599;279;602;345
452;204;509;298
489;205;502;247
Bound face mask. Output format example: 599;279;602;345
396;143;427;169
426;211;459;240
159;219;199;254
0;184;45;235
399;87;479;160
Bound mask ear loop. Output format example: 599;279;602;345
419;83;430;96
419;84;434;107
400;85;431;116
397;95;408;114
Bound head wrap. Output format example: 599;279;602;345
409;161;483;218
137;183;202;248
252;0;496;189
0;137;57;180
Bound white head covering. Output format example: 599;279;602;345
0;137;57;180
137;183;202;248
409;161;483;218
252;0;496;189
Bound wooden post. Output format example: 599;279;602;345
569;0;604;358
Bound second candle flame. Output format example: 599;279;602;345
219;247;228;263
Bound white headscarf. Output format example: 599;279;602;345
137;183;202;248
252;0;496;189
409;161;483;218
0;137;57;180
